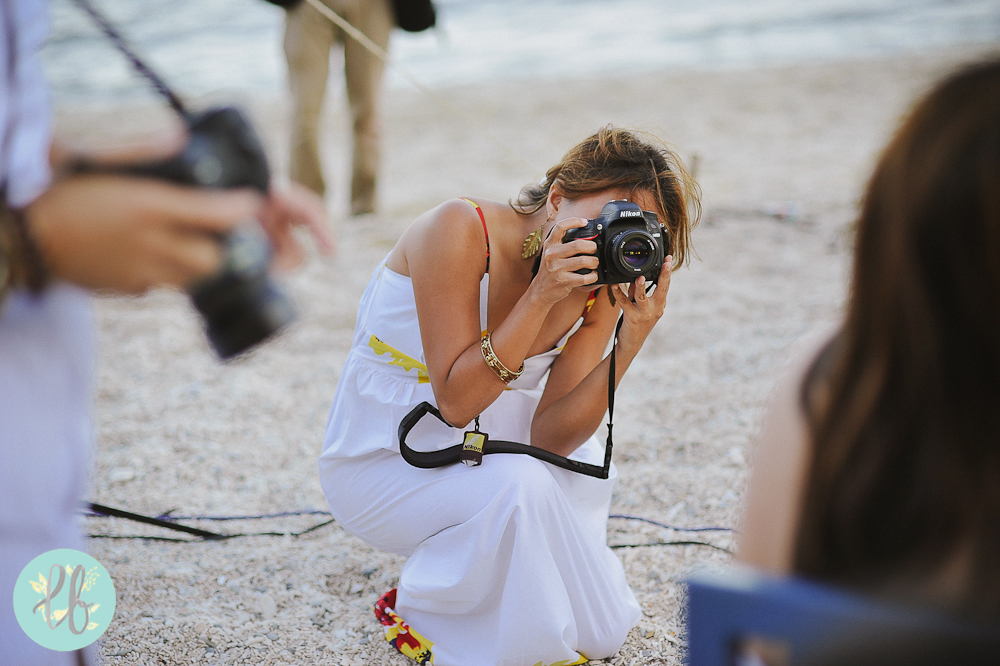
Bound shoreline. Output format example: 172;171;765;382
55;44;997;221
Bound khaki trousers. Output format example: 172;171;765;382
284;0;392;214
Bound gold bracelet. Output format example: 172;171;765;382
481;331;524;383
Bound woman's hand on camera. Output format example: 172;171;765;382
529;217;599;304
611;255;673;357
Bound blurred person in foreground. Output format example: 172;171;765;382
319;127;699;665
739;58;1000;619
0;3;332;665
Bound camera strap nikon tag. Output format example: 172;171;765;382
398;315;624;479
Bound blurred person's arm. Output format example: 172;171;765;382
737;331;833;574
22;139;332;294
26;174;262;293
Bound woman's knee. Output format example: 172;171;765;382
424;455;564;528
482;455;568;523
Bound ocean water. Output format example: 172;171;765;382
42;0;1000;106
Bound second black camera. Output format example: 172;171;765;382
81;107;297;359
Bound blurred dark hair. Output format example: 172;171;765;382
794;58;1000;616
511;126;700;267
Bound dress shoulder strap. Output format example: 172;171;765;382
460;197;489;273
583;288;600;317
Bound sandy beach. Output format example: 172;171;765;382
61;44;997;665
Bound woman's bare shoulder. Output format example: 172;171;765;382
737;325;840;574
388;198;496;276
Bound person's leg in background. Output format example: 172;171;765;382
283;0;335;197
341;0;392;216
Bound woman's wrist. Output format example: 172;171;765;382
0;198;51;305
611;324;643;359
522;278;551;309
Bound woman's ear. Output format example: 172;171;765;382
545;184;564;220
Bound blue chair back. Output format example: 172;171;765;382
685;568;996;666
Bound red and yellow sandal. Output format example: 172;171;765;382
374;588;435;665
374;588;588;666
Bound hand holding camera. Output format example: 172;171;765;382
560;200;669;286
529;216;601;304
103;107;300;359
25;167;264;293
531;199;670;301
35;108;331;359
566;200;673;356
611;258;673;358
530;199;672;356
29;0;332;359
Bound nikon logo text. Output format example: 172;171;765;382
618;210;642;217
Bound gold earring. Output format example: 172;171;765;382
522;216;549;259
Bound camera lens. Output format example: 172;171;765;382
611;230;657;275
621;237;651;269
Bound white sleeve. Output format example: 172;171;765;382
0;0;53;208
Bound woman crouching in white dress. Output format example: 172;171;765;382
319;127;699;666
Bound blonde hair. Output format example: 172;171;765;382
512;126;700;267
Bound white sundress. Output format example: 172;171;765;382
319;227;640;666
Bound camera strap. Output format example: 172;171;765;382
69;0;189;118
398;315;624;479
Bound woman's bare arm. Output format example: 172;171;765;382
531;260;673;456
402;200;600;427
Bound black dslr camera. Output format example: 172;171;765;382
88;108;297;359
561;200;669;285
